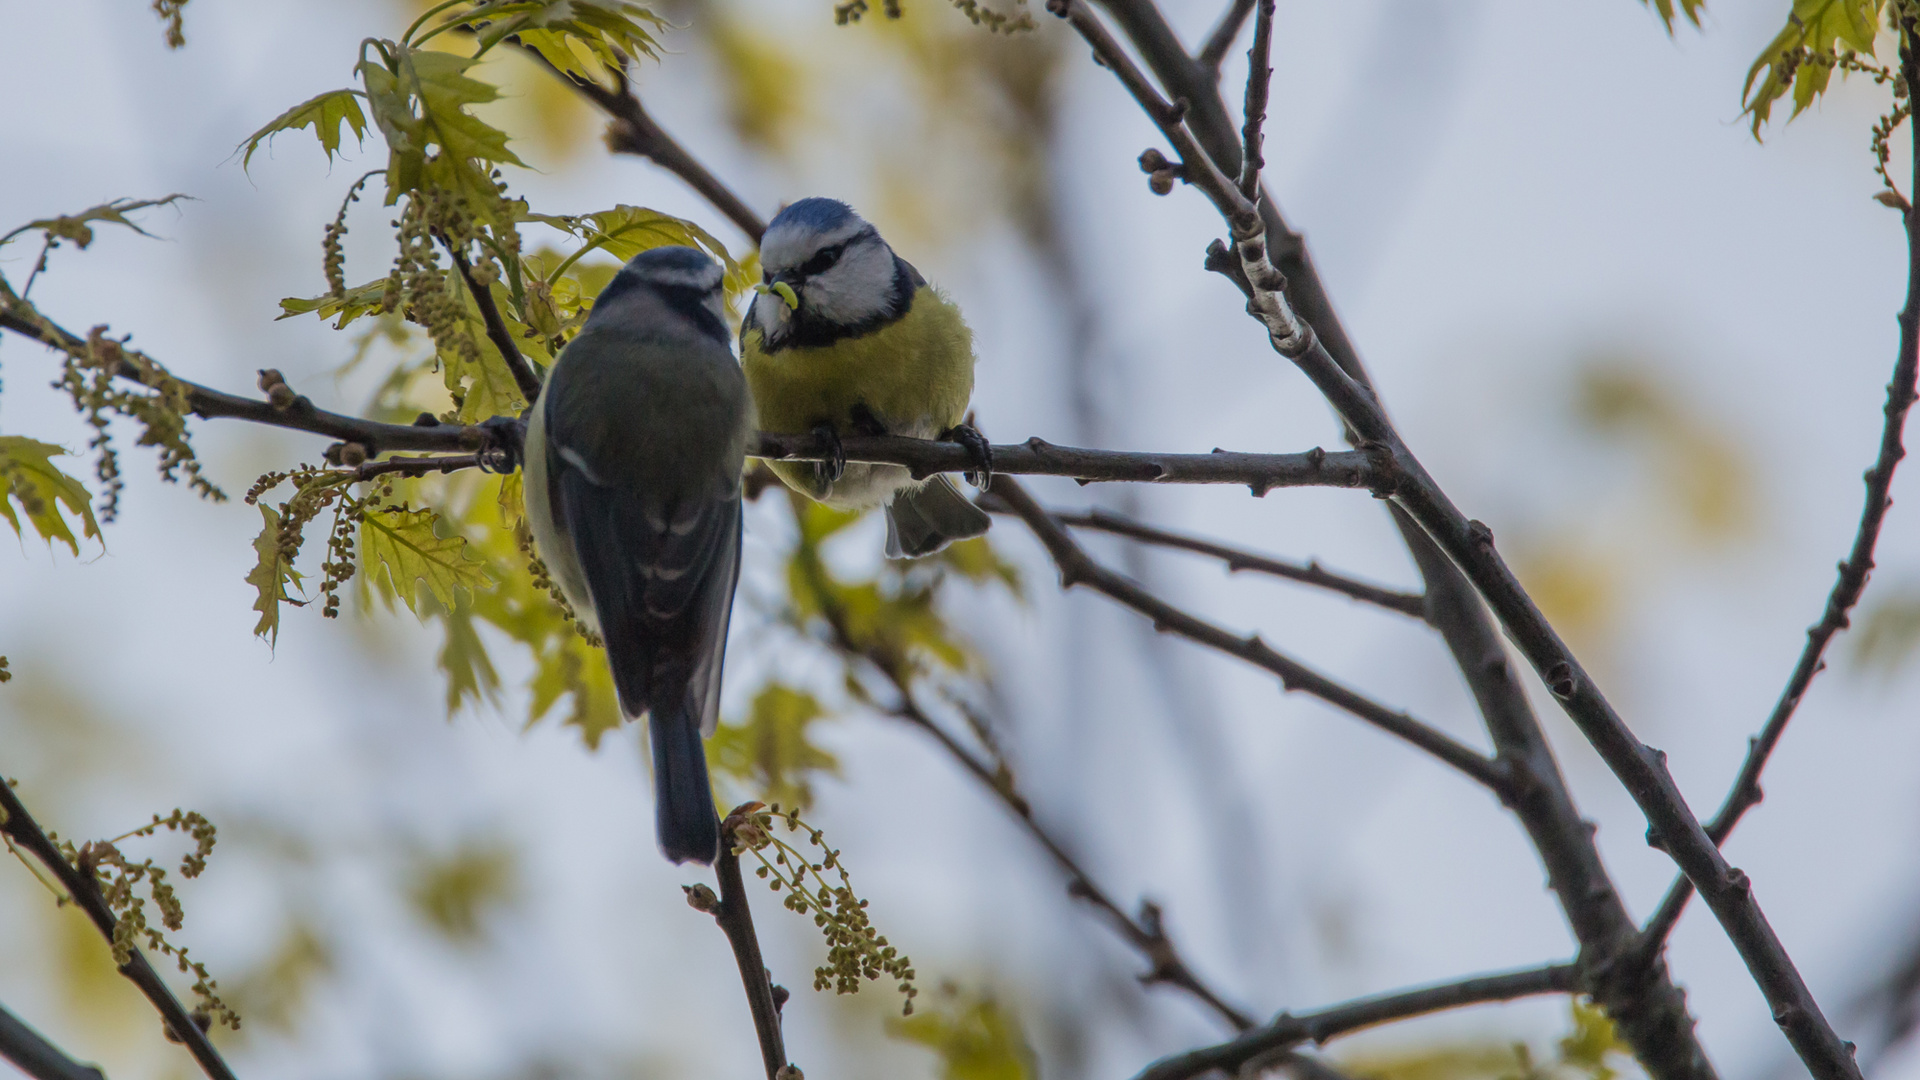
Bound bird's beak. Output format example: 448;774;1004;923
753;280;800;311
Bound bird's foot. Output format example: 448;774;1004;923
475;414;527;474
941;422;993;490
810;422;846;486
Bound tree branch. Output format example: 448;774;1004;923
442;243;542;406
700;808;793;1080
991;475;1509;791
0;1002;106;1080
1393;506;1712;1079
1129;962;1577;1080
0;307;491;456
1195;0;1257;74
1236;0;1275;201
791;532;1256;1030
518;46;768;243
1634;2;1920;968
1010;504;1427;618
0;779;236;1080
1059;0;1857;1068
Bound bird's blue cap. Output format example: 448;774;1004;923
767;197;860;235
613;245;724;291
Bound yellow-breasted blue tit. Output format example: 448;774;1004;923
741;197;992;558
523;246;750;865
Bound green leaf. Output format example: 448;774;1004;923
438;595;502;715
887;989;1035;1080
237;90;368;171
245;505;306;645
1743;0;1886;135
528;205;749;295
399;48;525;169
1638;0;1705;32
360;506;492;615
277;277;392;328
0;195;191;251
710;684;841;810
0;436;102;555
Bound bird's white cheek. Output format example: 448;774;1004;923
750;295;790;339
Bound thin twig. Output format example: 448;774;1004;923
349;453;488;481
709;809;792;1080
1196;0;1257;73
442;243;542;405
0;1002;106;1080
991;475;1509;791
1634;6;1920;966
1063;0;1857;1067
1236;0;1275;200
517;45;768;242
788;523;1256;1030
0;306;491;455
1129;962;1578;1080
0;779;236;1080
1083;2;1722;1075
1037;505;1427;618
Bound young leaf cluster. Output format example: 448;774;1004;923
51;811;237;1033
1744;0;1895;134
0;201;223;524
733;802;918;1013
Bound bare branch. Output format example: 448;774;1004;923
1130;962;1577;1080
1046;0;1260;235
1236;0;1275;200
1635;3;1920;966
792;540;1256;1030
701;809;794;1080
516;46;768;243
442;243;542;406
1065;0;1853;1067
0;779;235;1080
991;475;1510;791
1023;504;1427;618
1196;0;1256;74
0;1002;106;1080
761;432;1379;492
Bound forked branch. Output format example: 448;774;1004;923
1130;961;1577;1080
0;778;235;1080
1634;6;1920;965
990;476;1508;791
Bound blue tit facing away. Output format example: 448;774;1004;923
740;197;992;558
523;246;751;865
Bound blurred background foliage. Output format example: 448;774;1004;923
2;0;1918;1078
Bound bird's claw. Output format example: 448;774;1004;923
476;415;527;474
810;422;846;486
942;423;993;490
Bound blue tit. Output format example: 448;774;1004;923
523;246;750;865
740;197;992;558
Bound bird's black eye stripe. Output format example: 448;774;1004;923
797;242;845;278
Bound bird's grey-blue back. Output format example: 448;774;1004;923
523;245;750;864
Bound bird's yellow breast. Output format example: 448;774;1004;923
741;285;975;439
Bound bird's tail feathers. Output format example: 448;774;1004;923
649;696;721;865
885;475;990;559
